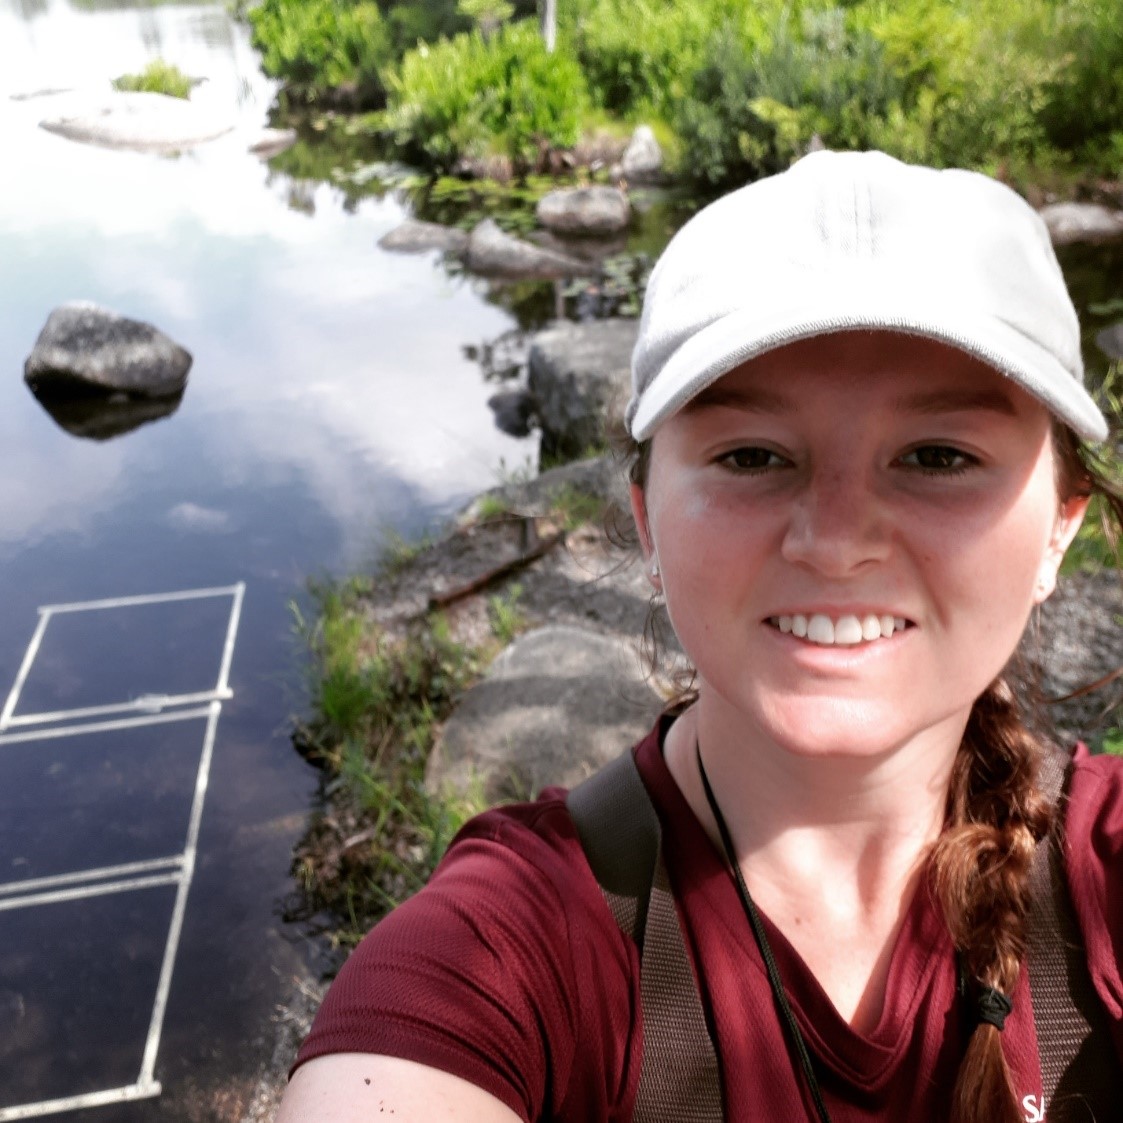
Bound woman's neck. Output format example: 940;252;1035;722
663;698;965;1029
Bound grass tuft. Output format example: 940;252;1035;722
288;579;487;947
547;483;607;531
487;582;526;643
113;59;194;99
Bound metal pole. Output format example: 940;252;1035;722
542;0;556;52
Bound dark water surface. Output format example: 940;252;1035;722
0;1;533;1117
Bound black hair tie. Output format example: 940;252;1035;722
976;986;1014;1031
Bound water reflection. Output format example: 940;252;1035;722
29;385;184;440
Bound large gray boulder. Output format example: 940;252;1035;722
620;125;664;185
1095;321;1123;361
1035;569;1123;743
536;186;631;236
426;625;663;801
528;318;639;458
378;219;469;255
465;218;590;279
460;453;629;523
1038;202;1123;246
25;302;192;398
39;91;233;152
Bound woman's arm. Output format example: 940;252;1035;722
276;1054;524;1123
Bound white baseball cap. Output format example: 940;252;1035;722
627;150;1108;443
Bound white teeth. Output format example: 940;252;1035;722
770;612;910;645
833;615;864;645
807;614;834;643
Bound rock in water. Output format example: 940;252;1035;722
25;302;192;398
378;219;469;255
248;127;297;158
1038;202;1123;246
527;318;639;459
39;91;233;152
487;388;536;437
31;390;183;440
536;186;631;236
1095;321;1123;361
620;125;664;185
465;219;590;279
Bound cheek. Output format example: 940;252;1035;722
655;491;776;638
920;492;1056;642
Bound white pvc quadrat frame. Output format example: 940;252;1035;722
0;584;244;732
0;584;245;1121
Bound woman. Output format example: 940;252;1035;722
277;151;1123;1123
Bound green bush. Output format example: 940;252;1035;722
382;0;469;57
380;20;590;174
676;8;904;189
379;0;536;58
856;0;1120;172
1040;0;1123;169
672;0;1123;187
249;0;391;107
112;59;193;99
570;0;746;118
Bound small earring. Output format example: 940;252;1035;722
650;557;660;578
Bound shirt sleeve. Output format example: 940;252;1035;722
292;798;640;1123
1062;747;1123;1049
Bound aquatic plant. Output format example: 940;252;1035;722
112;59;193;100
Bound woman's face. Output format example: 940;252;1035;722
632;332;1088;761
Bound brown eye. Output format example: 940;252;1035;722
720;447;785;472
899;445;976;473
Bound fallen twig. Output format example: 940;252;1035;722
427;529;565;610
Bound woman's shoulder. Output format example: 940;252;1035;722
1065;742;1123;838
293;785;642;1122
1061;744;1123;1026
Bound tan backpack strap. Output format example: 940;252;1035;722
1026;744;1118;1121
567;750;659;943
568;750;724;1123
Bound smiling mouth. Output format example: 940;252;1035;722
767;613;912;646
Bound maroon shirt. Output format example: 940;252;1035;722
295;725;1123;1121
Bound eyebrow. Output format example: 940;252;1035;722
890;387;1019;416
683;384;790;413
683;384;1020;417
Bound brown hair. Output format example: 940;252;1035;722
930;423;1122;1123
620;419;1123;1122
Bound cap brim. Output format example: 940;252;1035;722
629;297;1109;443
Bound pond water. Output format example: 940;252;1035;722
0;1;1120;1119
0;1;539;1118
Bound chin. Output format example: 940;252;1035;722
755;697;920;761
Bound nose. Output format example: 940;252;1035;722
780;463;890;576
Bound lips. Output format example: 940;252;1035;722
767;613;911;646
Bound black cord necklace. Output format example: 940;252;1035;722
695;740;835;1123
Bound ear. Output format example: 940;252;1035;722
629;482;660;588
1033;494;1090;604
630;482;653;556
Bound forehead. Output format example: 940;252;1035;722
680;331;1033;421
